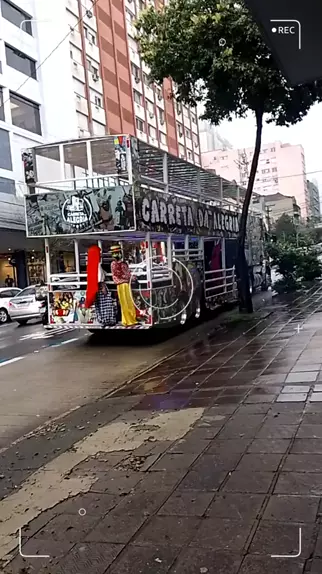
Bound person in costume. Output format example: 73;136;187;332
110;245;137;327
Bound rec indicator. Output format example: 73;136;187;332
244;0;322;86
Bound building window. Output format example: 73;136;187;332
0;87;4;121
125;8;134;23
0;176;15;194
136;117;145;132
177;122;183;137
160;132;166;144
272;167;277;172
133;90;142;105
274;178;278;184
187;150;192;160
0;129;12;170
156;87;162;101
185;127;191;139
271;147;275;152
221;155;228;160
176;101;182;115
131;63;140;83
261;168;270;174
6;44;36;78
179;144;185;158
94;95;102;107
1;0;32;35
148;125;156;138
143;72;151;86
10;92;41;135
191;113;197;124
158;108;165;124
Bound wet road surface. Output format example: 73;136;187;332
1;286;322;572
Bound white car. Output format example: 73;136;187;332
0;287;22;323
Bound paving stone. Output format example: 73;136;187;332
71;452;128;475
236;453;283;472
291;439;322;454
218;424;261;440
168;438;210;455
238;555;304;574
310;393;322;402
309;558;322;574
313;385;322;392
247;439;291;453
277;393;308;402
107;544;180;574
286;372;318;383
137;471;186;493
150;453;199;472
22;507;59;538
302;413;322;425
34;514;99;542
177;469;227;491
158;490;214;517
266;412;302;425
256;424;298;439
5;539;73;574
54;492;119;516
244;394;277;404
207;493;265;520
133;516;200;547
112;490;168;517
291;364;321;372
86;512;147;543
263;495;319;522
283;454;322;473
296;424;322;438
189;518;252;551
249;520;314;558
274;472;322;495
223;471;274;493
184;426;222;440
235;404;271;414
90;470;144;495
169;548;242;574
192;453;242;473
312;526;322;556
53;542;124;574
207;438;251;455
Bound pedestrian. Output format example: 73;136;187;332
5;274;14;287
95;282;117;327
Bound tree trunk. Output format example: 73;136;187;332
236;107;264;313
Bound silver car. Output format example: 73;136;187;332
8;285;46;326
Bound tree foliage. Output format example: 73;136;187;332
136;0;322;311
136;0;322;124
273;214;297;240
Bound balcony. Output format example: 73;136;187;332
71;60;85;82
129;48;141;67
85;39;100;62
158;117;167;133
147;111;157;128
134;102;145;121
88;72;103;92
144;84;154;101
66;0;79;16
75;94;88;114
91;103;106;124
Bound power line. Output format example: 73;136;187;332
2;0;100;109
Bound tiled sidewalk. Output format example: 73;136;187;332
4;286;322;574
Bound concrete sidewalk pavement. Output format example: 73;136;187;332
2;286;322;573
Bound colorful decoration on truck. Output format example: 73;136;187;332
25;186;135;237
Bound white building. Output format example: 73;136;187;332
0;0;105;285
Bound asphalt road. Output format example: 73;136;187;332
0;320;87;366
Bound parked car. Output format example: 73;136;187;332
8;285;47;326
0;287;22;323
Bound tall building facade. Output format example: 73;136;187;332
307;179;321;222
0;0;201;286
198;119;232;154
201;141;309;219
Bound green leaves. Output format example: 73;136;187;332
136;0;322;126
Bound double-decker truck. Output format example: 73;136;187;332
22;135;267;331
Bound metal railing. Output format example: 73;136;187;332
204;267;237;299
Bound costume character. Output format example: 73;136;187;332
110;245;137;326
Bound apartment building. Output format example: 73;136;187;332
201;141;309;219
0;0;201;286
263;193;301;224
307;179;321;222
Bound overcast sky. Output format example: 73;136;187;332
217;102;322;192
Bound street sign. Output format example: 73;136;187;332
244;0;322;86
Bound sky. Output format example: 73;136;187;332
217;102;322;192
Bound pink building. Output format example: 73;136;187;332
201;141;309;219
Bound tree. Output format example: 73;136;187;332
135;0;322;312
274;214;297;241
